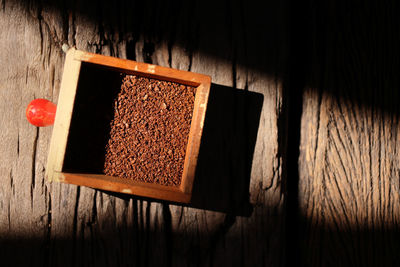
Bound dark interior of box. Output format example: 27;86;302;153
62;62;123;174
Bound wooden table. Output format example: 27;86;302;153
0;0;398;266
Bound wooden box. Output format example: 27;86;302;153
46;48;211;203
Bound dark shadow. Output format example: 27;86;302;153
297;218;400;267
282;0;311;265
63;62;122;173
190;84;263;216
2;221;400;267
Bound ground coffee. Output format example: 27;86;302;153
103;75;196;186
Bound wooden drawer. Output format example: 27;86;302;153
46;49;211;203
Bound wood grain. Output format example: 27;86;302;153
0;0;285;266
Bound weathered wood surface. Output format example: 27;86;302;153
3;0;398;266
0;0;285;266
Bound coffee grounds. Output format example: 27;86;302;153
103;75;196;186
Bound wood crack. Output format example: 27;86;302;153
187;48;193;72
61;3;69;44
31;126;39;208
89;190;97;227
9;169;14;196
36;2;44;55
50;66;55;99
313;90;323;165
177;206;184;227
68;8;77;47
44;189;52;267
25;66;28;85
8;200;11;230
167;40;173;68
16;130;19;157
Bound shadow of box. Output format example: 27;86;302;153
45;49;211;203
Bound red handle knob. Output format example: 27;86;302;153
26;99;57;127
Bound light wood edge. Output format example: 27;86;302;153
180;81;211;193
46;48;81;182
59;172;191;203
73;49;210;86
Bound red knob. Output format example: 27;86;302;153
26;99;57;127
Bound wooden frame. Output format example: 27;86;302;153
46;48;211;203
